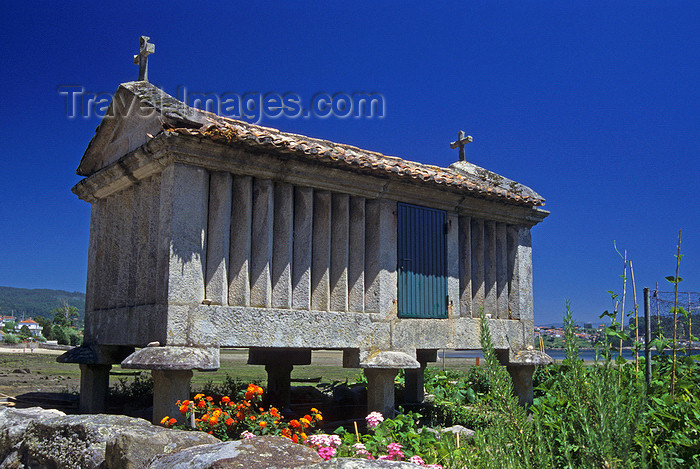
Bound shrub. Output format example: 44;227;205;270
3;334;19;345
52;325;69;345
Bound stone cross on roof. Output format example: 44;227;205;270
133;36;155;82
450;131;473;162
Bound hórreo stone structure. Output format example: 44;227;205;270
60;80;549;423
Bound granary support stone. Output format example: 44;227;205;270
248;348;311;412
498;348;553;406
360;351;420;417
404;350;438;404
121;346;220;424
78;364;111;414
57;344;134;414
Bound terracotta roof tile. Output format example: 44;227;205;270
124;81;545;207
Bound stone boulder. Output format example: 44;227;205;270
0;407;66;467
147;436;322;469
0;407;217;469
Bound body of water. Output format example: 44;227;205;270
440;348;698;362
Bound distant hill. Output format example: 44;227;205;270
0;286;85;321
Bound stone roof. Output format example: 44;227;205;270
81;81;545;207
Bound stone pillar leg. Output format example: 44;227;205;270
365;368;399;418
78;364;111;414
152;369;193;425
404;365;427;404
404;350;436;404
506;364;535;407
265;364;294;413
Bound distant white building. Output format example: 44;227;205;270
16;319;42;337
0;316;16;328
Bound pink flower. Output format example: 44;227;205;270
365;411;384;429
240;431;255;440
307;434;342;449
409;455;426;465
425;465;443;469
317;446;336;461
386;442;404;460
353;442;371;458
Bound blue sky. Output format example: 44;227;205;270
0;1;697;325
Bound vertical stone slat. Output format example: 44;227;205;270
365;199;397;315
311;190;331;311
517;226;533;324
446;213;460;318
496;222;509;318
250;178;274;308
470;218;485;314
330;193;349;312
93;197;109;311
292;187;313;310
130;182;146;306
458;215;472;318
116;187;134;308
205;172;232;305
348;196;365;313
507;224;520;319
272;183;293;309
484;221;497;316
84;200;101;315
146;173;161;305
158;163;209;305
228;176;252;306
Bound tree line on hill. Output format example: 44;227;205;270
0;286;85;321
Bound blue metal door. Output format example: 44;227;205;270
397;203;448;318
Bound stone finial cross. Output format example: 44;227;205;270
450;131;473;162
133;36;155;82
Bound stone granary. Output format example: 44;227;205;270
60;81;549;424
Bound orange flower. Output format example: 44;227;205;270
292;434;298;444
222;396;230;404
299;417;310;428
300;432;307;440
310;408;319;413
202;414;209;421
249;415;256;421
281;428;291;437
160;416;169;425
206;396;213;401
179;404;189;414
194;393;204;400
244;391;253;400
256;386;263;395
209;416;218;425
273;420;279;425
225;417;234;426
290;419;301;429
197;400;206;408
303;414;312;422
236;411;244;420
259;407;264;412
270;407;279;418
182;400;191;406
259;421;267;428
168;418;177;426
